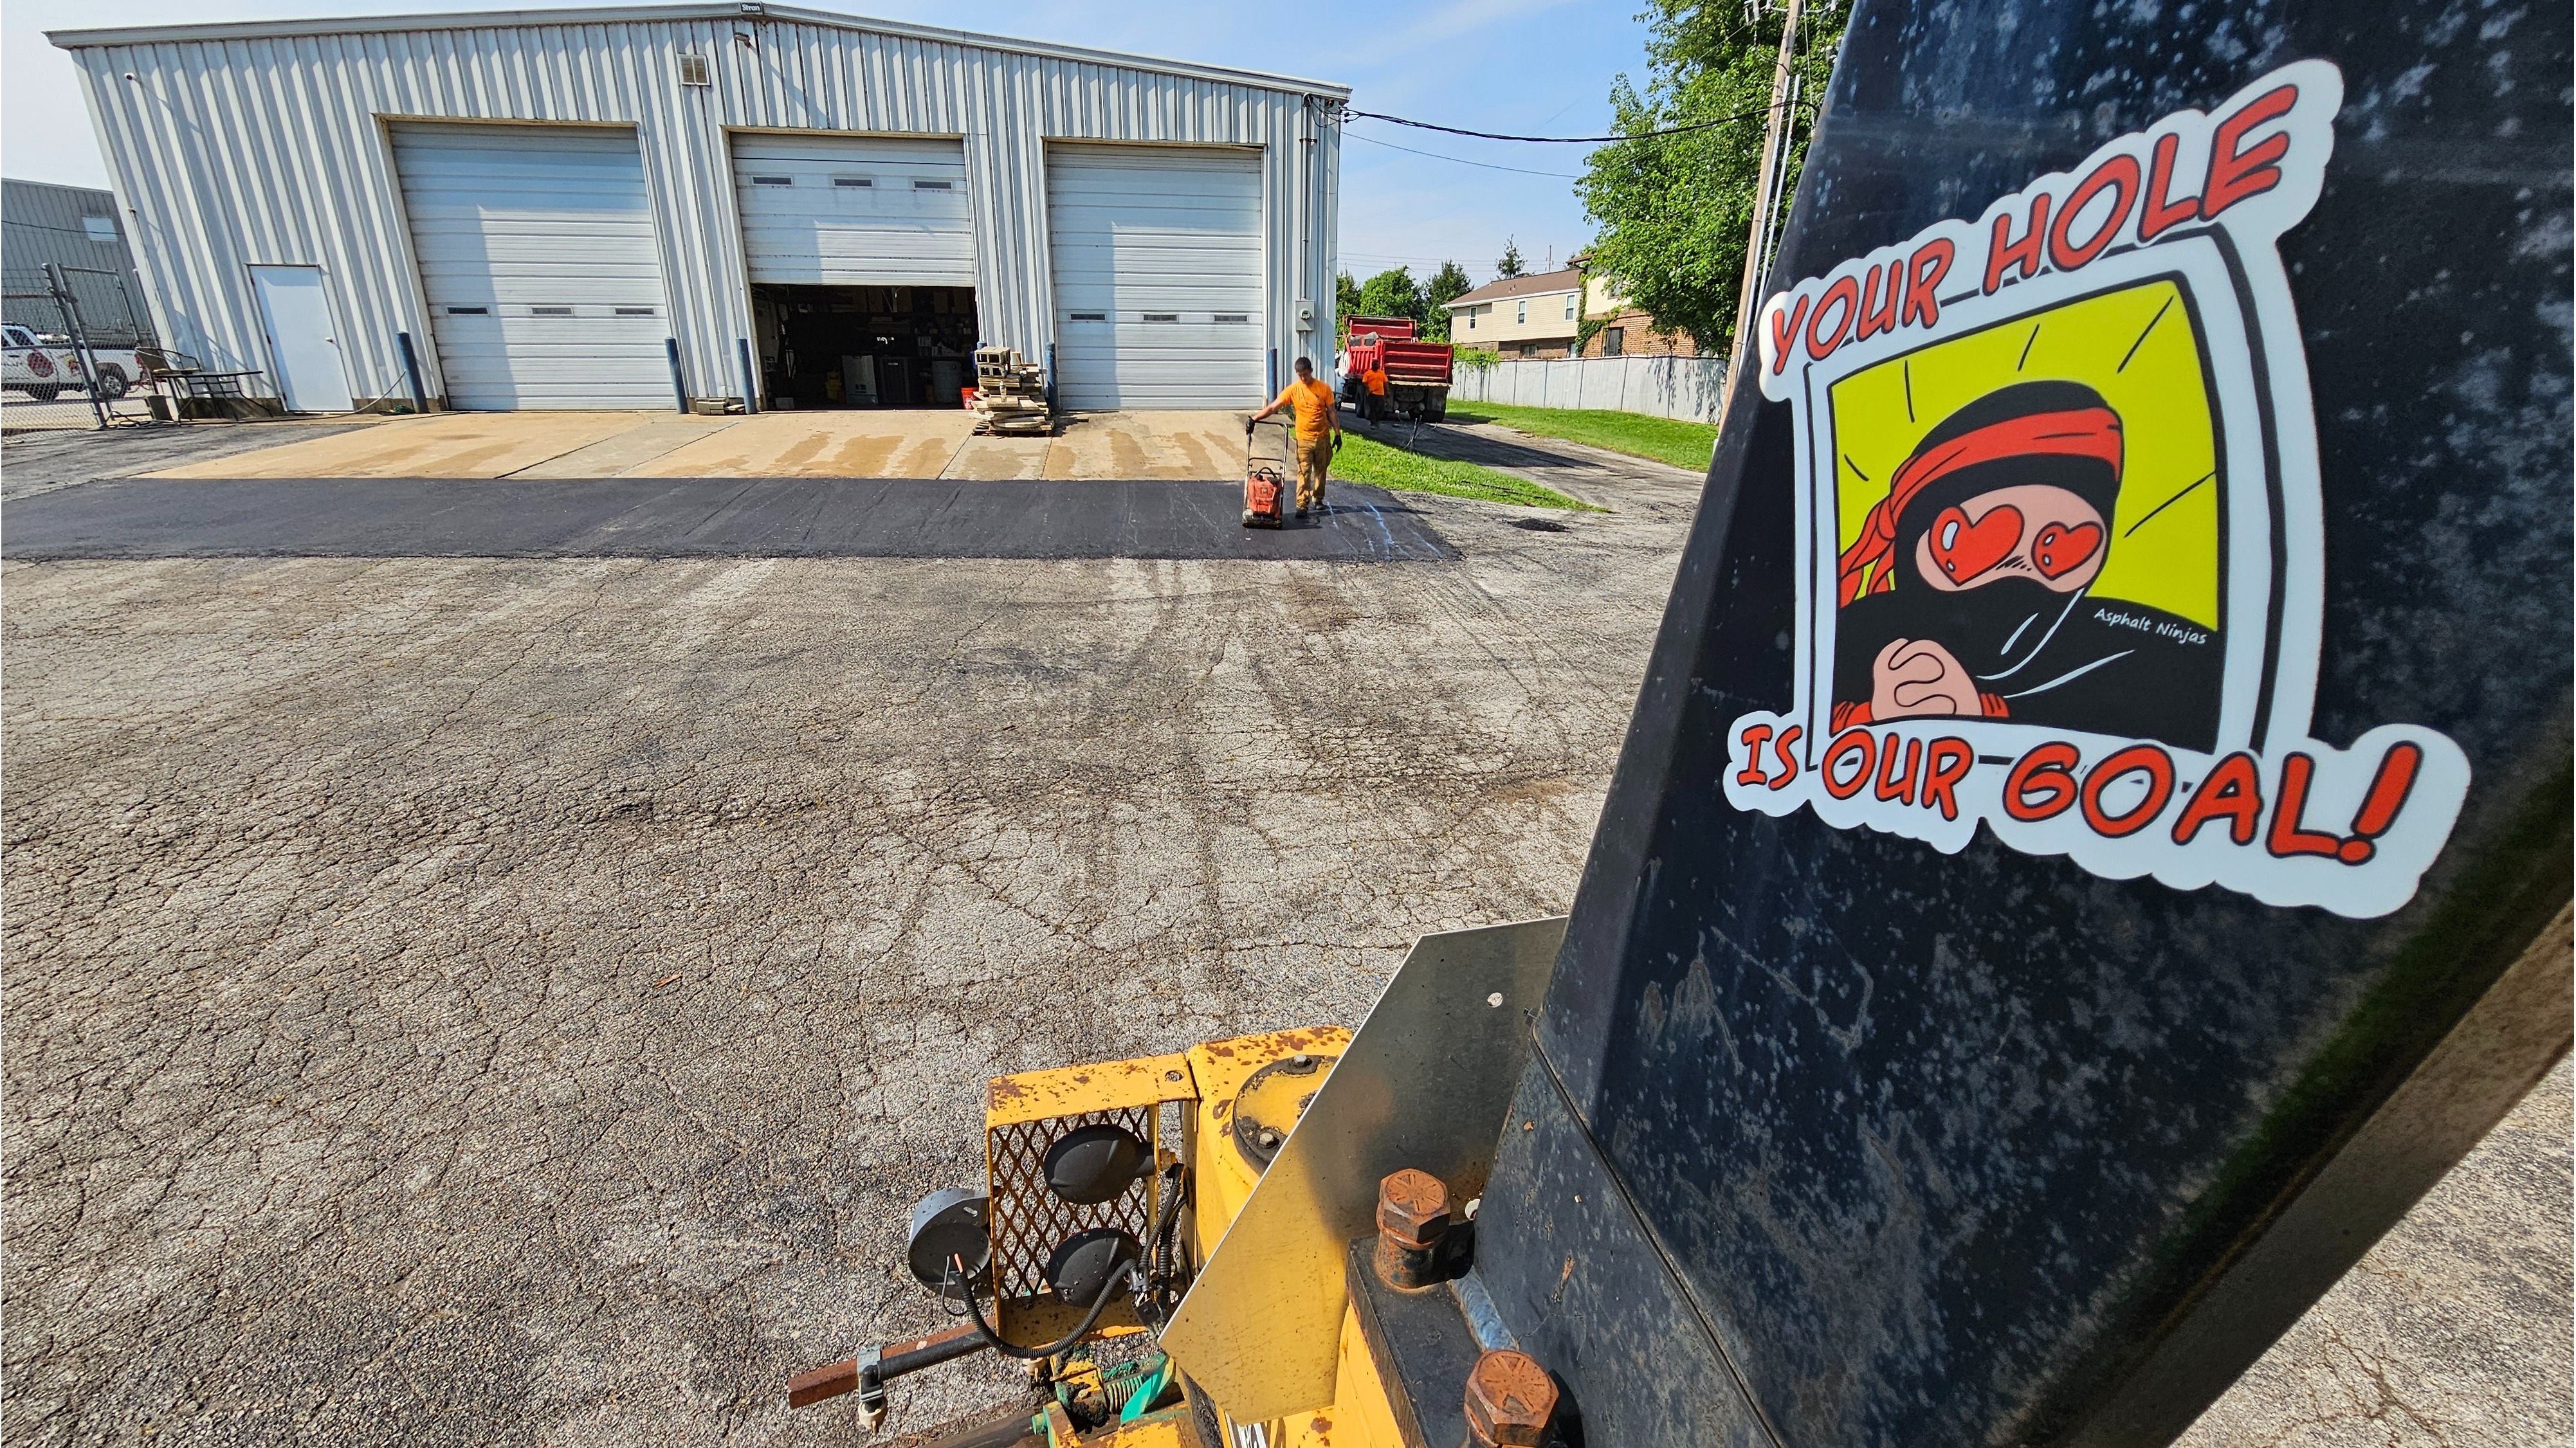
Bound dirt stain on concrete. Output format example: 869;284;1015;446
778;433;835;473
1109;428;1152;476
897;437;958;477
1166;431;1219;479
825;434;900;477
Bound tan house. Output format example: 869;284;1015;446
1442;267;1585;357
1443;266;1698;359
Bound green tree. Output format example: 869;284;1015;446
1576;1;1847;354
1353;267;1427;329
1495;238;1526;278
1421;260;1474;341
1335;271;1362;342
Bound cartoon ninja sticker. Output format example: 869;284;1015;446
1722;59;2471;919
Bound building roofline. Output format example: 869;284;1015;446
47;3;1353;97
1443;267;1584;307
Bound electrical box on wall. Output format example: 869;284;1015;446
1293;297;1314;331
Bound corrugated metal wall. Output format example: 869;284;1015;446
59;12;1344;408
1;178;156;341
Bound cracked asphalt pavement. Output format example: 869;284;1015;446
2;423;1702;1447
3;421;2563;1447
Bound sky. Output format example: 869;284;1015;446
1;0;1654;289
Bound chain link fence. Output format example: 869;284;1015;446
3;265;167;433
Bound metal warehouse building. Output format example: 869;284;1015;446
49;5;1346;414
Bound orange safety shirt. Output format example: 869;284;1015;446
1271;377;1338;442
1364;367;1388;396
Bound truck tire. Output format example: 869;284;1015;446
1425;397;1447;422
93;367;130;401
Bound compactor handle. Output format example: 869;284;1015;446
787;1321;988;1415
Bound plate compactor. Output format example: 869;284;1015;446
1241;414;1289;529
785;1;2571;1443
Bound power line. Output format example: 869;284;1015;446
1341;129;1585;179
1340;102;1784;144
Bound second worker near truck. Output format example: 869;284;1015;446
1250;355;1342;518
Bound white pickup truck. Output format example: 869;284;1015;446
3;323;143;401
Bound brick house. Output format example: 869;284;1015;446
1575;273;1698;359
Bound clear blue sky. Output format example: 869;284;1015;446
2;0;1653;288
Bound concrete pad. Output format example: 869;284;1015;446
508;415;742;478
1045;411;1245;480
940;434;1055;480
145;412;650;480
625;408;977;478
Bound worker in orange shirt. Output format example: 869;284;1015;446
1250;355;1342;518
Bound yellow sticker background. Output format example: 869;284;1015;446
1827;278;2222;629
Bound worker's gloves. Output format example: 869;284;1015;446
1333;434;1344;453
1244;417;1257;437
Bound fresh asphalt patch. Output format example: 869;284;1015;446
1;475;1458;563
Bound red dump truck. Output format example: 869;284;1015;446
1338;315;1454;423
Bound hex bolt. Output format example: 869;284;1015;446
1376;1168;1450;1248
1373;1168;1451;1289
1463;1349;1558;1448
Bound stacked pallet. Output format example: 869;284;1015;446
972;347;1052;435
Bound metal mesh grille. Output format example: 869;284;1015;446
986;1106;1158;1303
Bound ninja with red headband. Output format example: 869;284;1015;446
1831;380;2224;752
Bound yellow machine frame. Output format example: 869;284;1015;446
979;1026;1396;1448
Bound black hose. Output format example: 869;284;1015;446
956;1254;1136;1361
955;1164;1187;1361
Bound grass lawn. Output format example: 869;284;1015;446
1326;430;1599;511
1447;400;1720;473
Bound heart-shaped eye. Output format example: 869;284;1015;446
2031;520;2103;579
1928;503;2022;583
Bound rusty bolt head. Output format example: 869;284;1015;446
1463;1350;1557;1447
1375;1168;1450;1250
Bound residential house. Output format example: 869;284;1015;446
1441;267;1584;357
1441;264;1699;360
1576;273;1697;359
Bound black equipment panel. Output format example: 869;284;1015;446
1478;4;2570;1445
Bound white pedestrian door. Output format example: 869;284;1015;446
249;266;354;413
1046;145;1263;411
392;123;675;410
731;133;974;285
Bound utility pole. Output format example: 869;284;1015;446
1728;0;1804;387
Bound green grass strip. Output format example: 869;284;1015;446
1326;431;1599;511
1447;400;1719;473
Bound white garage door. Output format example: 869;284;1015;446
393;123;674;410
1046;145;1263;411
733;133;973;286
